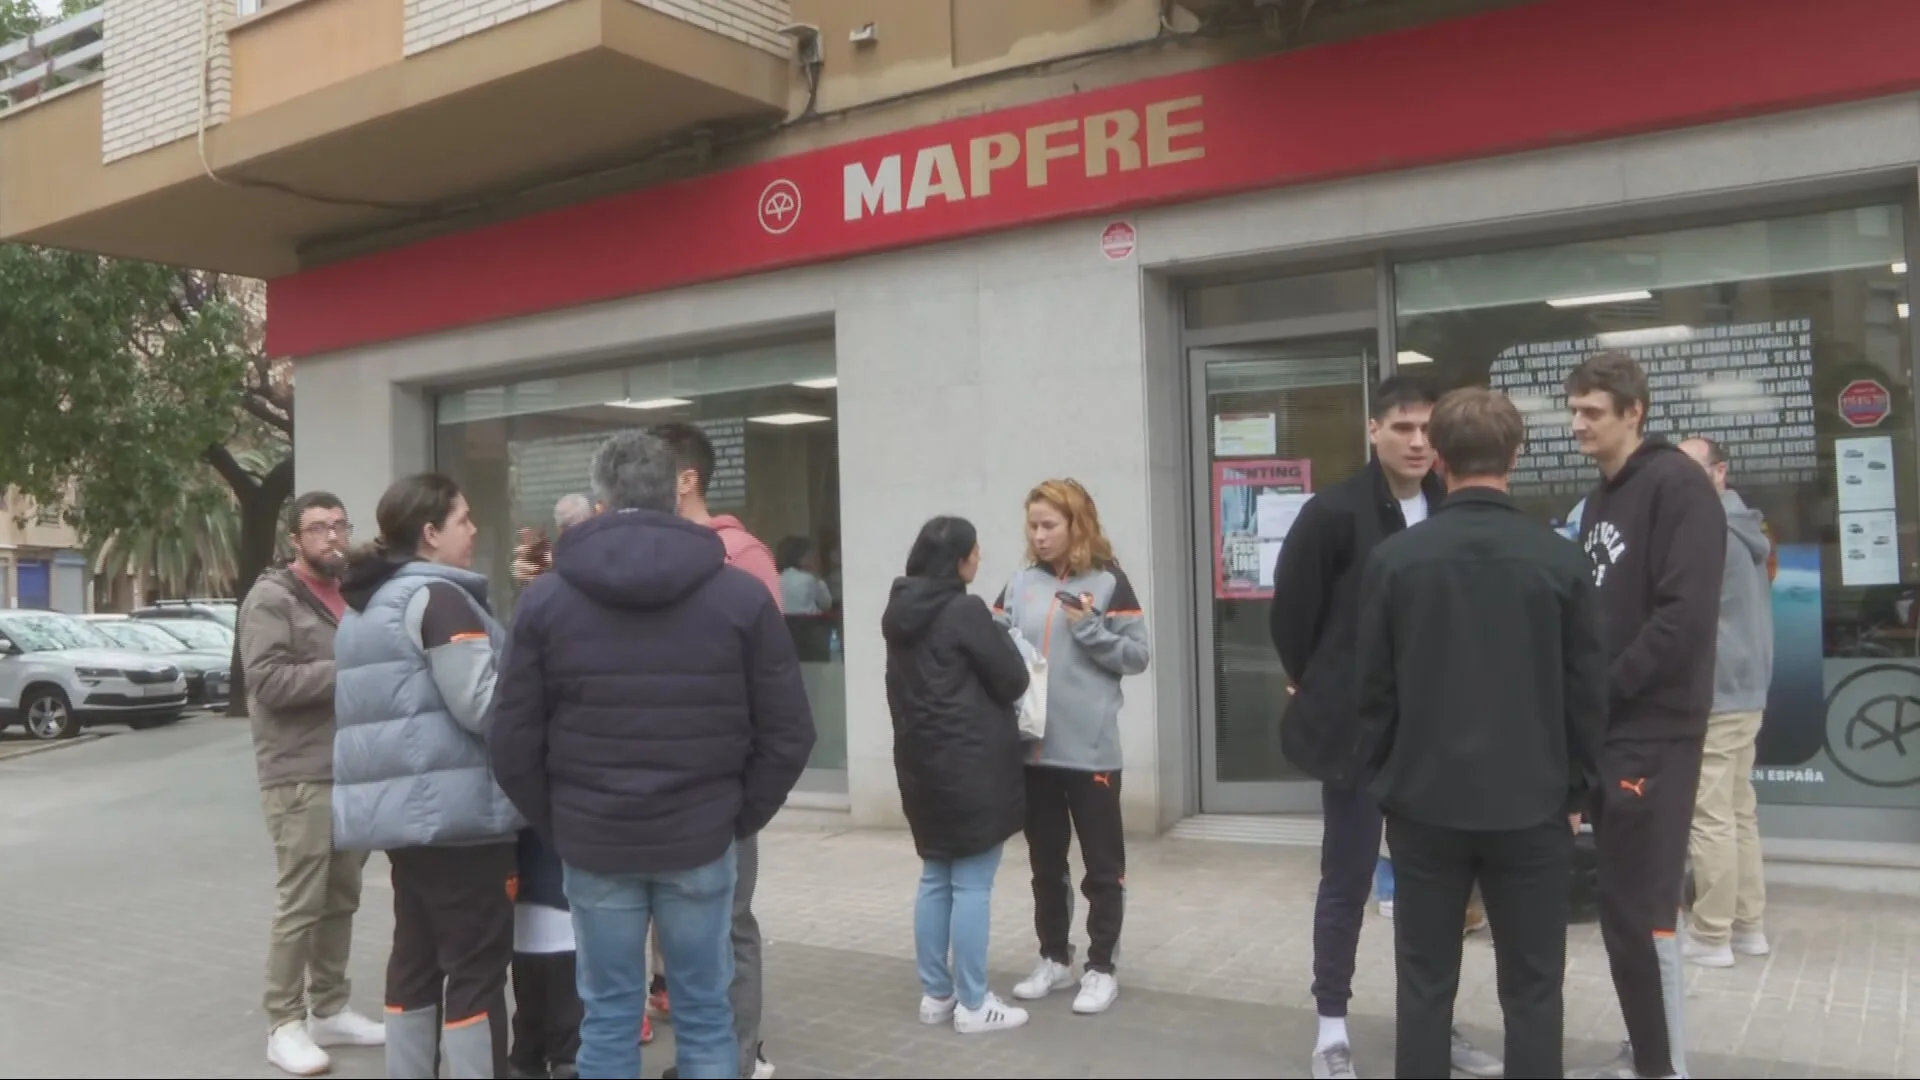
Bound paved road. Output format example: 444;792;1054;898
0;717;1912;1078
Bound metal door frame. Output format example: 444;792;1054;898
1185;259;1397;815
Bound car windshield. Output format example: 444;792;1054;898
96;622;186;653
0;613;118;653
147;619;232;651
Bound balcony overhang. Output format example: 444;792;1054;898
0;0;790;277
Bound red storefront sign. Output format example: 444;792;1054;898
1840;379;1892;428
267;0;1920;358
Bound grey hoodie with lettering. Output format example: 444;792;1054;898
1713;489;1774;714
993;563;1150;772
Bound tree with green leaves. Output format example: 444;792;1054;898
0;246;294;712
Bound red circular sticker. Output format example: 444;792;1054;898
1100;221;1137;261
1839;378;1891;428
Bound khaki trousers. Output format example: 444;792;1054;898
262;781;367;1030
1687;710;1767;944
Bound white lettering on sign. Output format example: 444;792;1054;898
841;95;1206;223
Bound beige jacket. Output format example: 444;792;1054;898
238;568;340;787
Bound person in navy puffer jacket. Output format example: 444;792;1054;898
488;430;815;1080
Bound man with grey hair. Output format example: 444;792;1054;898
489;431;816;1080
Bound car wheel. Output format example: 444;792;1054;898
128;711;184;732
22;688;78;741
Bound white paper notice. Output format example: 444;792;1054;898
1215;413;1278;457
1840;509;1901;586
1836;435;1898;512
1254;491;1312;586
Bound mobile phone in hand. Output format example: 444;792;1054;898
1055;590;1089;611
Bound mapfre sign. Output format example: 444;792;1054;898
840;97;1204;223
269;0;1920;357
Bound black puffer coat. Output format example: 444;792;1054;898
882;576;1031;861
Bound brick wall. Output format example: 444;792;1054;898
101;0;232;163
628;0;789;57
403;0;790;58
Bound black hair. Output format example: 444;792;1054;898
904;516;979;581
775;536;813;572
1371;374;1440;420
647;422;714;496
285;490;344;534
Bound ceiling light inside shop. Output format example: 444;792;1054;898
793;377;838;390
1396;351;1435;365
1895;262;1908;274
1545;289;1653;308
1901;302;1911;319
750;412;831;426
1595;325;1693;347
607;397;692;410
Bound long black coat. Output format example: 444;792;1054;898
882;576;1031;862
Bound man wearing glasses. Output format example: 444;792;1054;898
240;492;386;1077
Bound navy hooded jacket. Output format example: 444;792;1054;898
487;508;817;876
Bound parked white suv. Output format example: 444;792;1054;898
0;610;190;741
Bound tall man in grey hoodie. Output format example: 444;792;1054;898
1679;437;1774;969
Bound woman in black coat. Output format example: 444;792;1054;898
882;515;1033;1035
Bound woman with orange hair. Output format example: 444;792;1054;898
993;479;1150;1017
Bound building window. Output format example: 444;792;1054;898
434;339;847;783
1396;203;1915;808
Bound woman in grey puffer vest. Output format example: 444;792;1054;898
333;472;523;1080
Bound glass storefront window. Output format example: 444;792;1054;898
1395;204;1915;808
434;339;849;780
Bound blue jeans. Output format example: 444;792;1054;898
565;845;737;1079
914;844;1004;1010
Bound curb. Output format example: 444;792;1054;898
0;732;107;763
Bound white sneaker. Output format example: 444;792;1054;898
267;1021;331;1077
1011;957;1074;1000
752;1056;775;1080
953;992;1029;1034
307;1006;386;1047
1733;927;1772;956
1683;934;1734;969
919;994;957;1025
1072;970;1119;1014
1311;1042;1357;1079
1377;899;1395;918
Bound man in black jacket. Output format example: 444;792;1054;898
1356;388;1608;1080
1564;351;1727;1080
1270;376;1498;1080
488;430;816;1080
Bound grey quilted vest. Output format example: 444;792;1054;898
331;561;523;851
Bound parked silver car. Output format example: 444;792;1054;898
0;611;188;740
81;616;231;706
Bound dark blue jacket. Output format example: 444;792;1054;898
516;827;568;911
487;508;817;876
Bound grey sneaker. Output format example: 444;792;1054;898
1451;1028;1504;1077
1311;1043;1358;1080
1567;1041;1636;1079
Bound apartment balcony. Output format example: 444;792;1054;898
0;0;793;277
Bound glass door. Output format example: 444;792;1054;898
1192;337;1379;814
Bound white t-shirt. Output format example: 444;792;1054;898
515;903;576;955
1398;492;1430;528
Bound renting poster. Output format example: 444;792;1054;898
1214;459;1312;600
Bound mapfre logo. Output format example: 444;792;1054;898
757;179;802;235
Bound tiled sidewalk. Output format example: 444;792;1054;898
0;717;1911;1078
